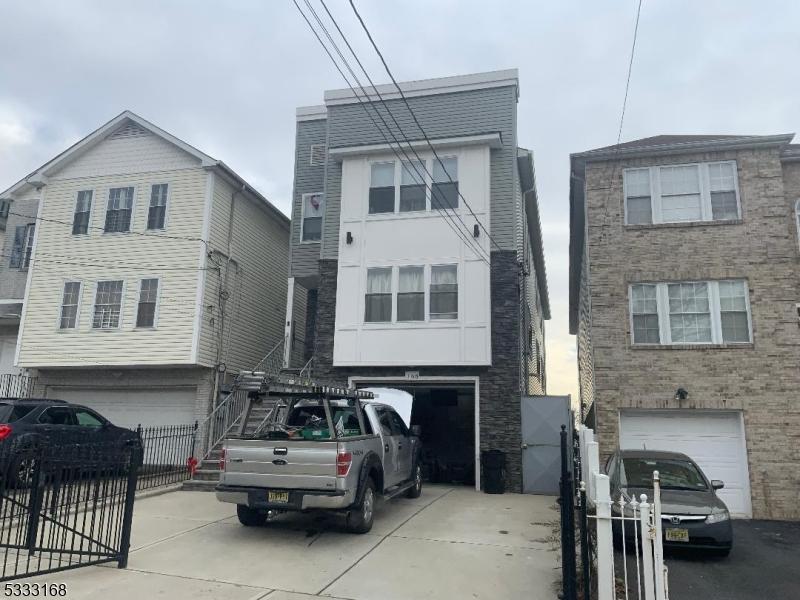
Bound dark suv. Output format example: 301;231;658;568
0;398;140;484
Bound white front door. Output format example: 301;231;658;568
619;410;752;517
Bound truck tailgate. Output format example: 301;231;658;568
221;439;340;491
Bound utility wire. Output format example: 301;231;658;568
617;0;643;147
292;0;491;264
347;0;504;253
316;0;493;260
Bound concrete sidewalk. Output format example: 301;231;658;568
28;485;559;599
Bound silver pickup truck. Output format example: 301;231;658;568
216;394;422;533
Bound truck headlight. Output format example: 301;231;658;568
705;508;729;524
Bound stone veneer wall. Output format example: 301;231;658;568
312;253;525;491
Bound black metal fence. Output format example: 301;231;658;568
0;440;141;581
135;423;197;492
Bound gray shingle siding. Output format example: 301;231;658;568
320;85;519;258
290;118;327;278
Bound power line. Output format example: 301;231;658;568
617;0;643;147
315;0;493;261
292;0;490;264
347;0;504;253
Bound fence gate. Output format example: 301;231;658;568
521;395;572;494
0;441;141;581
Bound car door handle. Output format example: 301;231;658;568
384;444;389;452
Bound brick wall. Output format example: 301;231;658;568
311;252;525;491
581;146;800;519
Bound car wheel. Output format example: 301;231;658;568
347;478;376;534
8;456;36;489
236;504;267;527
406;463;423;498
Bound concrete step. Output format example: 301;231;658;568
191;469;221;482
181;479;218;492
201;459;221;470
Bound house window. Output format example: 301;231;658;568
92;280;124;329
147;184;168;230
795;199;800;251
397;266;424;321
430;265;458;320
369;162;395;214
624;161;740;225
400;161;426;212
136;278;159;327
630;284;660;344
104;187;134;232
301;193;324;241
72;190;93;235
59;281;81;329
365;268;392;322
431;157;458;210
629;280;751;345
21;223;35;269
310;144;326;166
0;199;10;218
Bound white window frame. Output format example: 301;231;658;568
629;280;752;346
72;189;94;236
91;279;126;330
135;277;161;329
300;192;324;243
146;183;170;231
429;263;459;321
366;156;459;216
103;186;136;234
20;223;35;270
624;161;740;225
795;199;800;252
57;280;83;331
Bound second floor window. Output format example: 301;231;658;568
624;161;739;226
104;187;134;233
400;161;426;212
365;267;392;322
301;193;324;241
9;223;35;269
59;281;81;329
92;280;124;329
629;279;751;345
147;184;168;230
72;190;93;235
397;266;424;321
136;278;159;327
369;162;395;214
430;265;458;319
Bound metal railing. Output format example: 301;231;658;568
136;423;198;491
193;336;288;461
298;356;314;381
0;374;38;398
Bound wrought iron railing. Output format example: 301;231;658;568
136;423;198;491
0;374;38;398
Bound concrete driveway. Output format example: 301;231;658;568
666;520;800;600
29;485;559;599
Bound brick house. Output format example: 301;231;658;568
284;70;550;492
569;134;800;519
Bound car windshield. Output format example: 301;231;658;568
0;403;36;423
261;399;365;440
620;457;708;491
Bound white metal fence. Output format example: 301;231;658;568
577;426;669;600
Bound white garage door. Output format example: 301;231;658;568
619;410;752;518
49;387;197;429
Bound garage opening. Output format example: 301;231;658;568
355;381;476;488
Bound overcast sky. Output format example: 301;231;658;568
1;1;798;400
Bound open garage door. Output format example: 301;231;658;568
619;410;752;517
48;387;197;429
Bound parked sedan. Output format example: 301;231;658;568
606;449;733;556
0;398;140;485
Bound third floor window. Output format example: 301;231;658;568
368;157;458;215
624;161;740;226
104;187;134;233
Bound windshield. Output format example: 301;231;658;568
620;457;708;491
259;399;366;440
0;403;35;423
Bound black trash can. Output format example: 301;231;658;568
481;449;506;494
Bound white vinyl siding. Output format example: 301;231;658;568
629;280;752;345
624;161;740;225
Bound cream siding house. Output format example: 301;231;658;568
1;111;289;428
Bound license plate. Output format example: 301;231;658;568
268;491;289;503
665;528;689;542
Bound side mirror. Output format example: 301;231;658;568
711;480;724;490
410;425;421;437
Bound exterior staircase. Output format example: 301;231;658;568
182;349;313;492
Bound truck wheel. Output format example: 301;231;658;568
406;463;423;498
347;478;376;534
237;504;267;527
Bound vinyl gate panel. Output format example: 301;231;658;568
521;395;571;494
619;410;752;517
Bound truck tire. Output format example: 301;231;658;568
406;462;423;498
237;504;267;527
347;478;376;534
